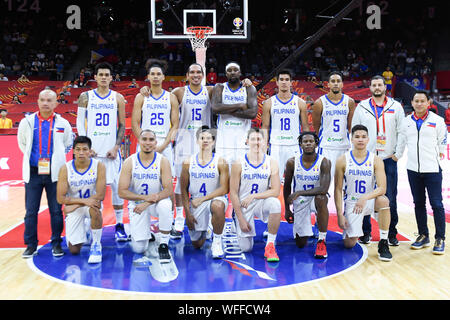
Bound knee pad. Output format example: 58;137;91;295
266;197;281;214
130;239;148;254
238;237;254;252
156;198;173;231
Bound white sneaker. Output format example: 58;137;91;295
88;244;102;264
211;239;224;259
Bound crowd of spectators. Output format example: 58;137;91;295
0;11;83;80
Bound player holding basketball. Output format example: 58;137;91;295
56;136;106;263
261;69;309;182
229;128;282;261
179;126;229;258
283;132;332;259
334;124;392;261
76;62;127;242
211;62;258;165
118;130;174;263
312;71;356;178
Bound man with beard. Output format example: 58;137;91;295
211;62;258;166
312;71;356;178
283;132;332;259
118;130;174;263
351;75;405;246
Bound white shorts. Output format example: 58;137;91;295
318;147;347;178
174;131;198;177
292;196;316;238
188;196;228;241
342;199;375;239
96;155;122;185
128;198;173;242
65;206;91;246
216;147;248;169
269;144;301;181
235;197;281;238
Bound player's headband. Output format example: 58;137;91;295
225;63;240;71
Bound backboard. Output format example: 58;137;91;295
149;0;250;43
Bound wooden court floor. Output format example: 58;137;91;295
0;185;448;300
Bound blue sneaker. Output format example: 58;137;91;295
115;223;129;242
432;239;445;255
88;244;102;264
411;234;430;250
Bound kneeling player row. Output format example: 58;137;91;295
56;124;396;265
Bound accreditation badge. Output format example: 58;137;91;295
376;134;386;152
38;158;51;175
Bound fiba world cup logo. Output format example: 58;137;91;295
233;17;243;29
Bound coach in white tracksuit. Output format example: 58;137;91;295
17;89;73;258
395;90;447;253
351;75;405;244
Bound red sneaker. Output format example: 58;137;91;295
314;240;328;259
264;242;279;262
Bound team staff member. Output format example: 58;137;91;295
395;90;447;255
17;89;73;258
351;75;405;246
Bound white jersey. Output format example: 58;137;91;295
216;83;250;150
175;85;212;153
141;90;172;139
269;94;301;146
293;154;324;193
86;89;118;157
318;94;351;150
66;158;99;200
239;154;272;200
344;151;375;202
128;152;163;206
188;153;220;199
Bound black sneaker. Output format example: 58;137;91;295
52;243;64;257
158;244;171;264
358;234;371;244
22;245;37;259
388;236;399;246
378;239;392;261
170;228;182;240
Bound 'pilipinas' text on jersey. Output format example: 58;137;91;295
188;153;220;199
86;89;118;157
344;151;375;202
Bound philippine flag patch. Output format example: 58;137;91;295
427;122;436;128
56;127;65;133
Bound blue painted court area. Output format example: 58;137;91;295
31;219;366;294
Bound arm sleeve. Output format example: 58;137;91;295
76;107;87;136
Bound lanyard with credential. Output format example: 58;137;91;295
370;97;387;152
371;97;387;135
37;112;54;174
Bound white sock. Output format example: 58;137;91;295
91;228;102;246
115;209;123;224
213;233;222;243
318;232;327;241
175;207;184;219
266;233;277;245
380;229;388;240
160;233;170;245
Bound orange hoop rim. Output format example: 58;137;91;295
186;26;214;39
